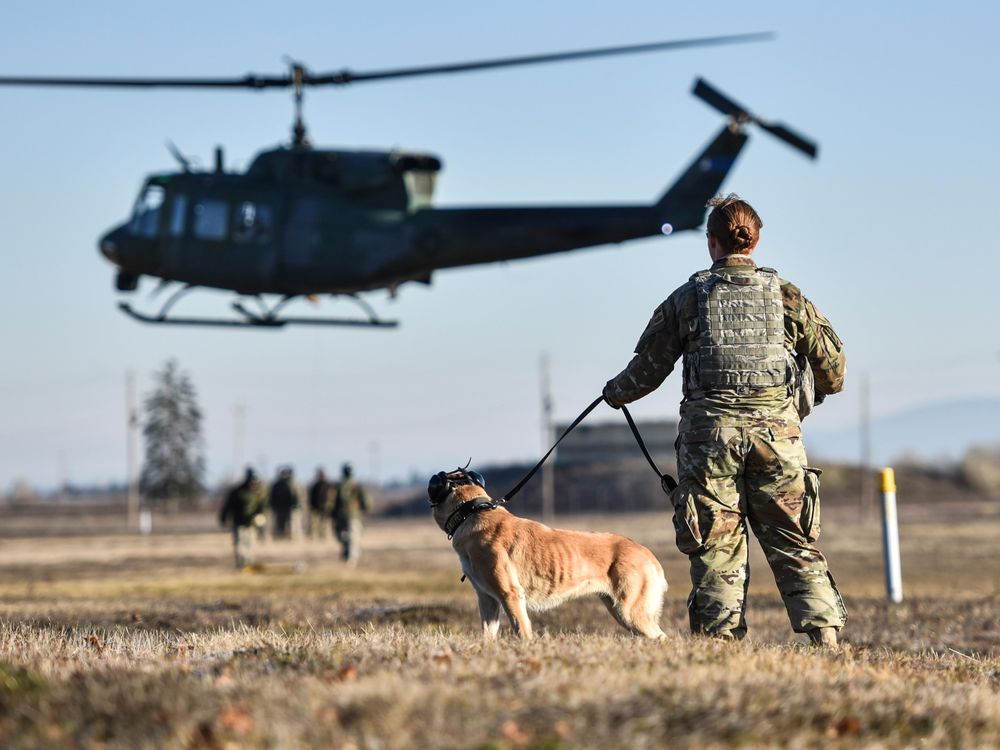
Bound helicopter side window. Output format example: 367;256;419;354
233;201;274;244
129;184;165;238
193;199;229;241
169;194;188;237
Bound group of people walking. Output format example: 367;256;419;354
219;463;371;570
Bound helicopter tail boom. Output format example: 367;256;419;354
652;125;750;232
412;204;662;271
411;122;754;270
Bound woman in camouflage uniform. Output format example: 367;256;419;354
604;195;847;645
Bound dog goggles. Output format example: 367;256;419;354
428;468;486;506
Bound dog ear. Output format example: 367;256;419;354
427;471;451;505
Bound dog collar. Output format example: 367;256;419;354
443;497;498;539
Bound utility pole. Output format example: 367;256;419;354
859;374;873;521
540;353;555;522
125;371;140;532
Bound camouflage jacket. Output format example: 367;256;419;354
604;255;846;434
308;479;334;514
333;479;371;520
219;481;267;528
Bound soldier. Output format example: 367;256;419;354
219;467;267;569
332;463;371;566
308;467;334;540
269;466;300;539
603;194;847;646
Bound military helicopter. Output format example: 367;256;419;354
0;33;818;328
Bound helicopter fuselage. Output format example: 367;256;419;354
100;126;747;301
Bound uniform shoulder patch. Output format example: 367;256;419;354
803;297;830;325
634;303;668;351
781;280;802;309
689;269;712;283
804;297;844;350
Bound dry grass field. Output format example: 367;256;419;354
0;502;998;749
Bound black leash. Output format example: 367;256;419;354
499;396;604;504
499;395;678;505
620;404;678;492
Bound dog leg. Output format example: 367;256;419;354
498;588;533;640
608;563;667;639
598;593;633;633
477;590;502;640
485;559;534;640
620;570;667;639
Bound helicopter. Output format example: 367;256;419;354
0;33;817;329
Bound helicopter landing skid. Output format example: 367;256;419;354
117;290;398;329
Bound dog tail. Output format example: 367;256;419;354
628;561;667;639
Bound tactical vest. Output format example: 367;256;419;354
682;266;792;396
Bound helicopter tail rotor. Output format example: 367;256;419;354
692;78;818;159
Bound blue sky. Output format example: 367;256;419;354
1;1;998;489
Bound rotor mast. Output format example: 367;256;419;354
290;62;309;148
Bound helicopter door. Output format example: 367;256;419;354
279;196;323;291
174;193;278;293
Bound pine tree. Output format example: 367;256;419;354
140;359;205;506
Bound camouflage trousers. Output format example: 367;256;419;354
309;510;329;540
671;425;847;639
231;525;255;570
335;517;363;566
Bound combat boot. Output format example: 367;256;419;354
807;627;838;647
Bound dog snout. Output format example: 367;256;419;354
428;471;450;505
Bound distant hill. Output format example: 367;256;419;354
808;396;1000;466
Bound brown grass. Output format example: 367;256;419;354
0;504;997;748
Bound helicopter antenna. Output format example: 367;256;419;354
165;140;192;172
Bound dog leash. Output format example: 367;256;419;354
499;395;677;504
498;396;604;504
620;404;678;492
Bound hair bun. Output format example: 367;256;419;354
705;195;762;253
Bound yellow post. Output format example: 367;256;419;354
880;468;902;603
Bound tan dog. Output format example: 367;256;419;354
428;469;667;640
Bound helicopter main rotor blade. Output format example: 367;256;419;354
311;33;774;85
0;33;772;91
0;74;291;89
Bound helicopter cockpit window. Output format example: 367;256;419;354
169;194;188;237
129;184;165;238
233;201;274;244
193;199;229;241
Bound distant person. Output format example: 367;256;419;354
219;468;267;570
332;463;371;566
269;466;300;539
308;467;334;540
603;194;847;646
